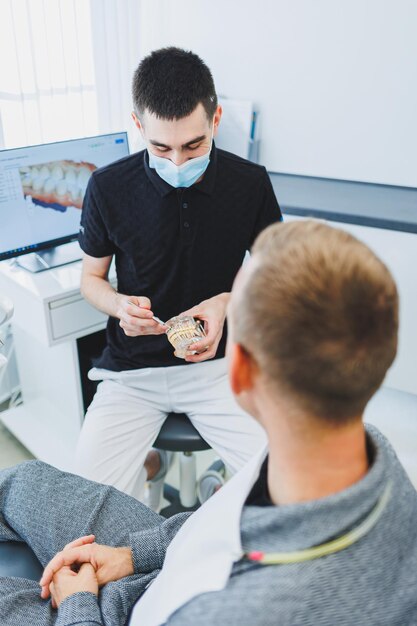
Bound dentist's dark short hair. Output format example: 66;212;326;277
132;47;218;121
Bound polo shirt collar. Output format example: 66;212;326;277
143;143;218;197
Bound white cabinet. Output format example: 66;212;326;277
0;257;116;470
48;294;108;342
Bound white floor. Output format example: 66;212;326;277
0;421;34;470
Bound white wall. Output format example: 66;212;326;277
337;223;417;396
139;0;417;187
137;1;417;394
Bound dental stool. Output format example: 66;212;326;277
154;412;211;518
0;541;43;581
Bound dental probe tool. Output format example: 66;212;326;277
127;301;170;328
152;315;170;328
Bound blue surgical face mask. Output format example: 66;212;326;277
147;131;213;188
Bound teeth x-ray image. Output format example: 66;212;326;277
19;160;97;212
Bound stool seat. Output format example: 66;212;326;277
0;541;43;581
154;412;210;452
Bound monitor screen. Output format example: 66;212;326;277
0;132;129;261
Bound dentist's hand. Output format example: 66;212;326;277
116;295;167;337
180;293;230;363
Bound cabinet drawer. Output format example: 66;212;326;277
48;296;108;341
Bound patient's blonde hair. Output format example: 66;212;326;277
233;220;398;421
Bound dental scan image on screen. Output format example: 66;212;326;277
0;133;129;261
19;160;97;212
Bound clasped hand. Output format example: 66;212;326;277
39;535;134;608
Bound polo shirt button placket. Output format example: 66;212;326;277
180;195;192;242
183;202;189;228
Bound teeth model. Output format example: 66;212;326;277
19;160;97;211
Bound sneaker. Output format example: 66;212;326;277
197;459;226;504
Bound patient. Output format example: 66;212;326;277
1;220;417;626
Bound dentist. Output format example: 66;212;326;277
75;47;282;506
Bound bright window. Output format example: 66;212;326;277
0;0;99;149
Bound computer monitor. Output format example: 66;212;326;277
0;132;129;272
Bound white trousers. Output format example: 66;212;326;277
74;358;266;500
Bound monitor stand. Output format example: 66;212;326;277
15;241;82;273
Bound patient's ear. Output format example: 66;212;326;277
229;343;257;396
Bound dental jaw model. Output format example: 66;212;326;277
19;160;97;211
165;316;206;359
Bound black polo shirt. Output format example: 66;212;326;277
79;144;282;371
